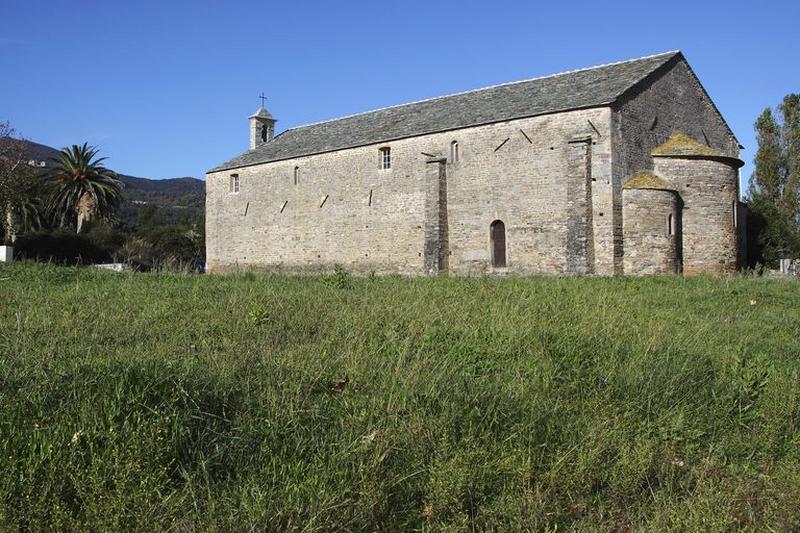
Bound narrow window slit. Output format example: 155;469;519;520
494;138;510;152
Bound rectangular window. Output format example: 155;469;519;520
379;147;391;170
230;174;240;193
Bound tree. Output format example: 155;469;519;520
748;94;800;265
45;143;122;233
0;121;42;244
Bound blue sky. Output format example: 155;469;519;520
1;0;798;191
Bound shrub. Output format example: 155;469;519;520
14;229;113;264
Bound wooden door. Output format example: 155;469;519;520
491;220;506;267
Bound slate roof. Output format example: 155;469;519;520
250;107;275;120
652;132;723;157
623;171;675;191
211;51;682;172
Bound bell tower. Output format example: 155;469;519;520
249;99;276;149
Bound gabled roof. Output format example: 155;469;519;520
211;51;682;172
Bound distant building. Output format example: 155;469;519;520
206;51;743;275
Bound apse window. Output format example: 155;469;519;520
229;174;240;194
668;214;675;236
379;147;391;170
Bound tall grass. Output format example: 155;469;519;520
1;262;799;530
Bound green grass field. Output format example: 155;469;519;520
1;263;799;531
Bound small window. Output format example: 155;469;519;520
668;214;674;236
261;124;268;142
451;140;459;163
294;166;299;185
379;147;391;170
229;174;240;193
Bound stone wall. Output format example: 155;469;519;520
622;188;679;275
206;108;614;275
443;108;613;275
612;57;740;273
205;136;432;275
614;57;739;177
654;156;739;275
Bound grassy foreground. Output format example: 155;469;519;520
1;263;799;531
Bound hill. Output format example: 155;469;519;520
115;174;204;227
1;263;799;530
3;138;204;226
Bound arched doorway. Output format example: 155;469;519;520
490;220;506;267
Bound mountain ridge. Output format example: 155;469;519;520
3;138;205;226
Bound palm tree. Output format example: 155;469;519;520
5;188;43;242
46;143;122;233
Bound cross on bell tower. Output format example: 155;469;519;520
249;93;276;149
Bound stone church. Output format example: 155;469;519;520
206;51;743;276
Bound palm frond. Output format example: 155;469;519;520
45;143;122;231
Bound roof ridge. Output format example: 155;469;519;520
282;50;680;133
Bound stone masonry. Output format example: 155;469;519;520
206;52;742;276
653;154;740;275
622;177;680;275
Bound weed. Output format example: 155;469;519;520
1;262;799;530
